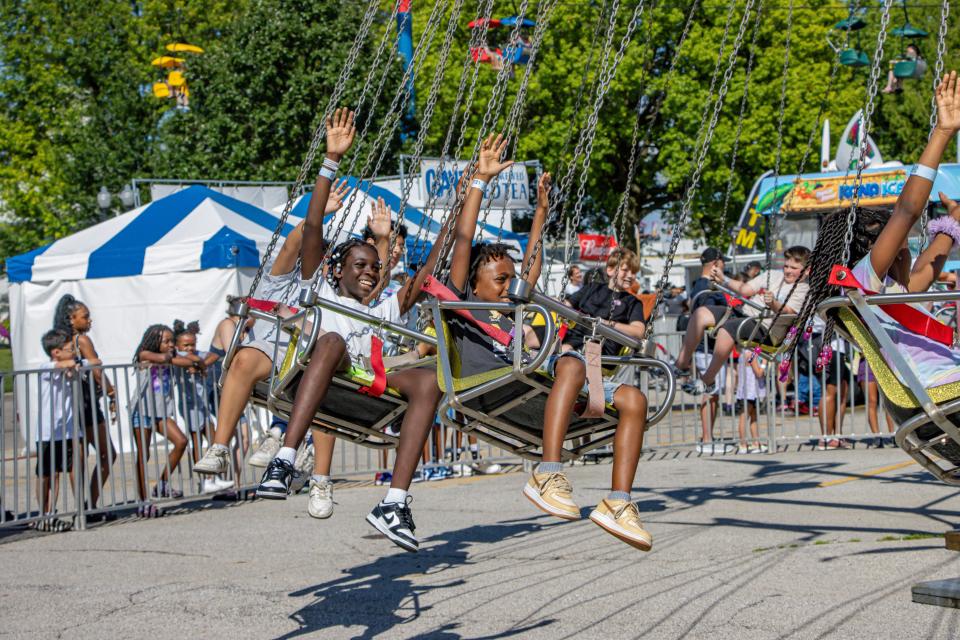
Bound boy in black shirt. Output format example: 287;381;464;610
563;249;648;354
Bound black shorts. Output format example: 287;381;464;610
703;305;738;326
822;350;852;387
36;440;74;476
720;317;772;345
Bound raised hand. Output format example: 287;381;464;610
325;178;350;214
326;107;356;160
476;133;514;181
936;71;960;133
537;172;552;208
367;196;392;240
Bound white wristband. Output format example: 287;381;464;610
471;178;488;194
322;157;340;172
912;163;938;182
318;166;337;181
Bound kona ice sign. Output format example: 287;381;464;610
755;169;908;215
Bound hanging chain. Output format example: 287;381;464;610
645;0;756;338
407;0;497;266
246;0;379;298
843;0;895;265
519;0;624;284
920;0;950;251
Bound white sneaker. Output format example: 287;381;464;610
473;460;502;474
307;477;334;519
291;443;315;494
249;427;282;468
454;462;474;477
213;478;234;491
200;479;223;494
194;446;230;475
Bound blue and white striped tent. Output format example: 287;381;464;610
7;186;298;369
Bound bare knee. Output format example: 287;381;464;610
314;332;347;359
555;356;586;385
614;386;648;418
231;348;263;379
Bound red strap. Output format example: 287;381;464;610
247;297;299;315
358;335;387;397
421;276;513;346
828;264;953;347
557;323;569;342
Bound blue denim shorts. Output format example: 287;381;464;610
544;351;623;405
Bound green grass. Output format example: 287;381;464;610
0;347;11;393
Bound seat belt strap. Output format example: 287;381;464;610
247;297;299;315
421;275;513;346
829;264;953;347
358;335;388;397
580;340;606;419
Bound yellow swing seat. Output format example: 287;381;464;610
822;289;960;485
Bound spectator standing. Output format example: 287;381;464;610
52;294;116;517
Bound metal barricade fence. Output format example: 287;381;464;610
0;332;892;529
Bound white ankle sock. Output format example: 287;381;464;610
383;487;407;504
276;447;296;465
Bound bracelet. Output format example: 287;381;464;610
318;166;337;182
928;216;960;248
912;163;938;182
322;157;340;172
470;178;489;194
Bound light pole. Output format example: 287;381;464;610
97;184;137;217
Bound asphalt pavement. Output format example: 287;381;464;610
2;447;960;639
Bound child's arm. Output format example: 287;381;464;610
139;350;172;365
519;172;551;287
362;197;395;305
448;134;514;292
876;72;960;282
909;193;960;291
750;356;765;378
271;179;350;277
301;108;356;281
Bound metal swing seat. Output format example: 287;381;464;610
431;279;675;461
819;287;960;485
220;295;437;450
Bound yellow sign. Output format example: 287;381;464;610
778;169;908;212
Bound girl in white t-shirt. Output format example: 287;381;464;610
778;71;960;395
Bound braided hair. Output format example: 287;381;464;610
773;207;891;367
53;294;86;334
133;324;172;363
324;238;378;292
172;319;201;344
468;242;517;287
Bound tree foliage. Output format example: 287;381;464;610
2;0;959;264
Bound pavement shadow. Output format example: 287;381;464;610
280;516;558;640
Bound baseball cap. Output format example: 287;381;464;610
700;247;730;264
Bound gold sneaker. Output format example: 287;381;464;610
522;471;580;520
589;499;653;551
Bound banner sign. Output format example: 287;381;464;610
578;233;618;262
756;169;907;215
419;159;531;210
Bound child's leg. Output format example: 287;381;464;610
383;368;442;491
36;474;52;514
676;307;718;370
748;401;760;445
278;333;348;455
865;380;880;434
820;384;839;437
699;395;719;442
610;386;648;494
701;329;736;384
737;402;747;444
311;429;336;477
155;418;187;481
191;431;202;465
133;427;151;501
86;420;115;509
542;356;586;463
212;348;273;446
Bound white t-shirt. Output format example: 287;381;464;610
37;362;77;442
246;261;314;349
316;280;403;362
741;270;809;327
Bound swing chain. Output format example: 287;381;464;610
646;0;756;338
246;0;379;298
920;0;951;252
519;0;624;285
559;0;648;300
843;0;895;265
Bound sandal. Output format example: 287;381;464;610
34;517;72;532
137;503;164;518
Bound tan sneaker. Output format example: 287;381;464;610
522;471;580;520
590;499;653;551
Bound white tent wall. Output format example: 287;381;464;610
9;268;256;453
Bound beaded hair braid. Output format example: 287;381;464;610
325;238;379;292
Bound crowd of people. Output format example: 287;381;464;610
24;74;960;553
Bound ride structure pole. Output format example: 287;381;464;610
397;0;417;134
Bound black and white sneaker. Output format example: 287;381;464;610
366;497;418;552
256;458;297;499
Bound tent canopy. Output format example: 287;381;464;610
7;186;297;284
